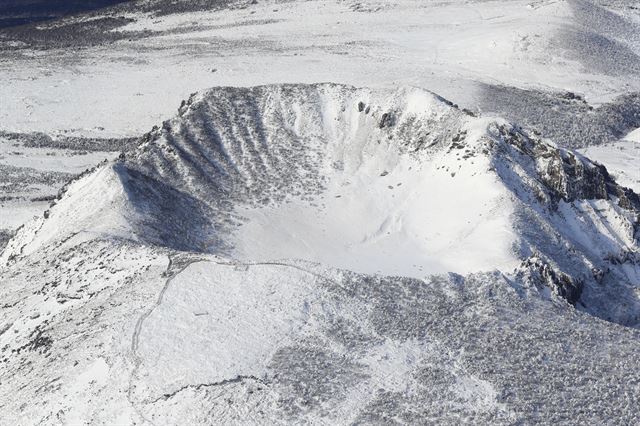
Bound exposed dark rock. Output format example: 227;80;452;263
496;124;640;211
519;257;584;305
379;112;394;129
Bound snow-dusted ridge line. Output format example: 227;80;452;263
2;82;639;327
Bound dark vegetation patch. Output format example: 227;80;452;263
479;84;640;148
0;0;253;49
0;130;137;152
0;229;14;252
0;164;74;194
0;0;133;29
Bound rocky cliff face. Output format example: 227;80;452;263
494;123;640;209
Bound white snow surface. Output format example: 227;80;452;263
626;128;640;142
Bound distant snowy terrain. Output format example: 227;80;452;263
1;0;640;425
579;130;640;192
1;0;639;138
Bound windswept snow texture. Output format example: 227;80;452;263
2;243;640;424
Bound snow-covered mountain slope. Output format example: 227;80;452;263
2;242;640;424
0;132;122;246
4;84;639;326
2;0;638;246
